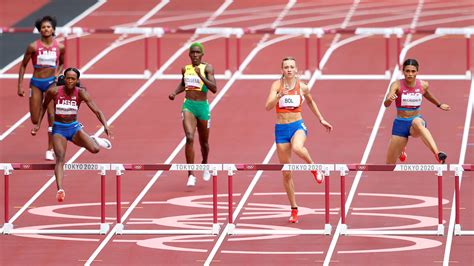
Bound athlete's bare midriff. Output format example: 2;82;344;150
185;90;207;101
396;109;421;118
276;112;303;124
33;67;56;79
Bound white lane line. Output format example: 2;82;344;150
443;77;474;266
271;0;296;29
136;0;170;26
404;0;424;46
0;113;30;141
331;0;360;47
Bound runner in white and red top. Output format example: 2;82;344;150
265;57;333;224
384;59;451;164
32;68;112;202
17;15;65;161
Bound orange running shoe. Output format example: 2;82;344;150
399;147;407;162
436;152;447;164
289;208;298;223
311;170;324;184
56;189;65;202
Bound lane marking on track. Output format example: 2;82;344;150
442;70;474;266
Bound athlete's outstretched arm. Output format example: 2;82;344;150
80;89;112;137
301;82;332;132
169;67;186;100
422;81;451;111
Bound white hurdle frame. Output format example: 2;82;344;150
336;164;448;236
223;164;334;235
1;163;110;235
112;163;221;235
450;164;474;236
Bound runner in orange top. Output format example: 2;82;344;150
265;57;333;223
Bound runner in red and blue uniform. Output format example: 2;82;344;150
17;16;65;161
384;59;450;164
265;57;333;223
32;68;112;202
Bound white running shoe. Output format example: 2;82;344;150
91;136;112;149
45;149;55;161
187;175;196;187
203;169;211;181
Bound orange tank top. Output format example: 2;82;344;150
276;79;303;113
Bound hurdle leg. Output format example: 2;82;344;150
99;167;109;234
454;174;461;235
2;165;13;234
115;167;124;234
227;169;235;234
436;169;444;235
340;169;348;235
324;169;332;235
212;168;220;234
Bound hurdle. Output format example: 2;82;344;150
1;163;110;235
450;164;474;236
336;164;447;236
223;164;334;235
112;163;221;235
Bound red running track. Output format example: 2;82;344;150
1;0;473;265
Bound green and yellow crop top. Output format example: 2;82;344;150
183;63;208;93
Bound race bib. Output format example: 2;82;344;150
56;104;78;115
37;51;57;66
279;94;301;108
401;92;422;106
184;75;201;88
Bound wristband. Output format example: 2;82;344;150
437;103;442;108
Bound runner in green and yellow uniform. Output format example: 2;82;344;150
169;42;217;187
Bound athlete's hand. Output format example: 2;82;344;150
194;66;202;78
104;126;113;139
31;124;40;136
439;103;451;111
168;92;176;100
320;119;333;133
387;93;397;102
17;87;25;97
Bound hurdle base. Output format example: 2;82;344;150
230;229;329;235
5;229;105;235
455;224;474;236
324;223;332;235
100;223;110;234
143;70;151;78
342;229;444;236
117;229;218;235
212;223;221;235
115;223;124;235
2;223;13;234
224;70;232;79
227;223;236;235
437;224;445;236
454;224;461;235
340;224;348;235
